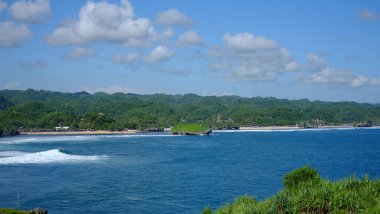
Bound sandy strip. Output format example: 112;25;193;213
20;130;140;135
239;125;354;130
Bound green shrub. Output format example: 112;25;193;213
201;207;212;214
205;166;380;214
282;165;321;189
0;208;28;214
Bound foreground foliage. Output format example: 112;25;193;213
203;166;380;214
1;89;379;135
0;208;27;214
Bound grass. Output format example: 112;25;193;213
203;166;380;214
0;208;28;214
171;124;209;134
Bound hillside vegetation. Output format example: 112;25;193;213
1;89;379;136
202;166;380;214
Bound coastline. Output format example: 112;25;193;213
238;125;355;131
19;130;140;136
15;125;367;136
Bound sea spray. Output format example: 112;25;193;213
0;149;107;164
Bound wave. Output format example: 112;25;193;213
0;149;107;165
0;135;102;144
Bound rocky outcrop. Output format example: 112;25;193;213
144;127;164;132
172;129;212;136
29;208;48;214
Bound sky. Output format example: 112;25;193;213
0;0;379;103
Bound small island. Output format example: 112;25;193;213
171;124;212;135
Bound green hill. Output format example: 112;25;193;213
1;89;379;136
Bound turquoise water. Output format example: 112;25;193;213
0;128;380;213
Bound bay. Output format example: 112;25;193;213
0;128;380;213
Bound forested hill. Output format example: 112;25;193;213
0;89;379;135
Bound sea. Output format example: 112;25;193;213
0;128;380;213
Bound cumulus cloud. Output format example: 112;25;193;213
156;8;192;26
369;78;380;85
297;68;368;87
296;53;375;88
307;53;327;68
18;60;47;69
112;53;139;63
358;9;378;21
0;21;32;47
209;32;296;81
4;81;20;89
79;85;143;94
177;30;203;46
66;47;96;59
47;0;154;46
151;27;174;41
223;33;278;51
10;0;51;23
146;45;173;63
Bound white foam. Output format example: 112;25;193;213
0;135;101;144
0;149;107;164
0;134;184;144
0;151;29;157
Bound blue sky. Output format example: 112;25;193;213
0;0;379;102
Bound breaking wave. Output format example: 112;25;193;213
0;135;102;144
0;149;107;164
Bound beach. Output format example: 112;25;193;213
19;130;140;135
17;125;361;136
239;125;355;131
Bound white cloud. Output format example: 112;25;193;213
209;33;295;81
177;30;203;46
156;8;192;26
307;53;327;68
358;9;378;21
351;75;369;87
146;45;173;63
112;53;139;63
66;47;96;59
0;1;7;13
297;53;372;88
79;85;143;94
47;0;154;46
369;78;380;85
223;33;278;51
10;0;51;23
151;27;174;41
5;81;20;89
0;21;32;47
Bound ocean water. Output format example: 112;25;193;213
0;128;380;213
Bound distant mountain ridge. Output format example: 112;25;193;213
0;89;379;135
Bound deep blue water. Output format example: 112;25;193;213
1;128;380;213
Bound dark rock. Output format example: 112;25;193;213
29;208;48;214
144;127;164;132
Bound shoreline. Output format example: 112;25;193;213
238;125;355;131
19;130;140;136
16;125;370;136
